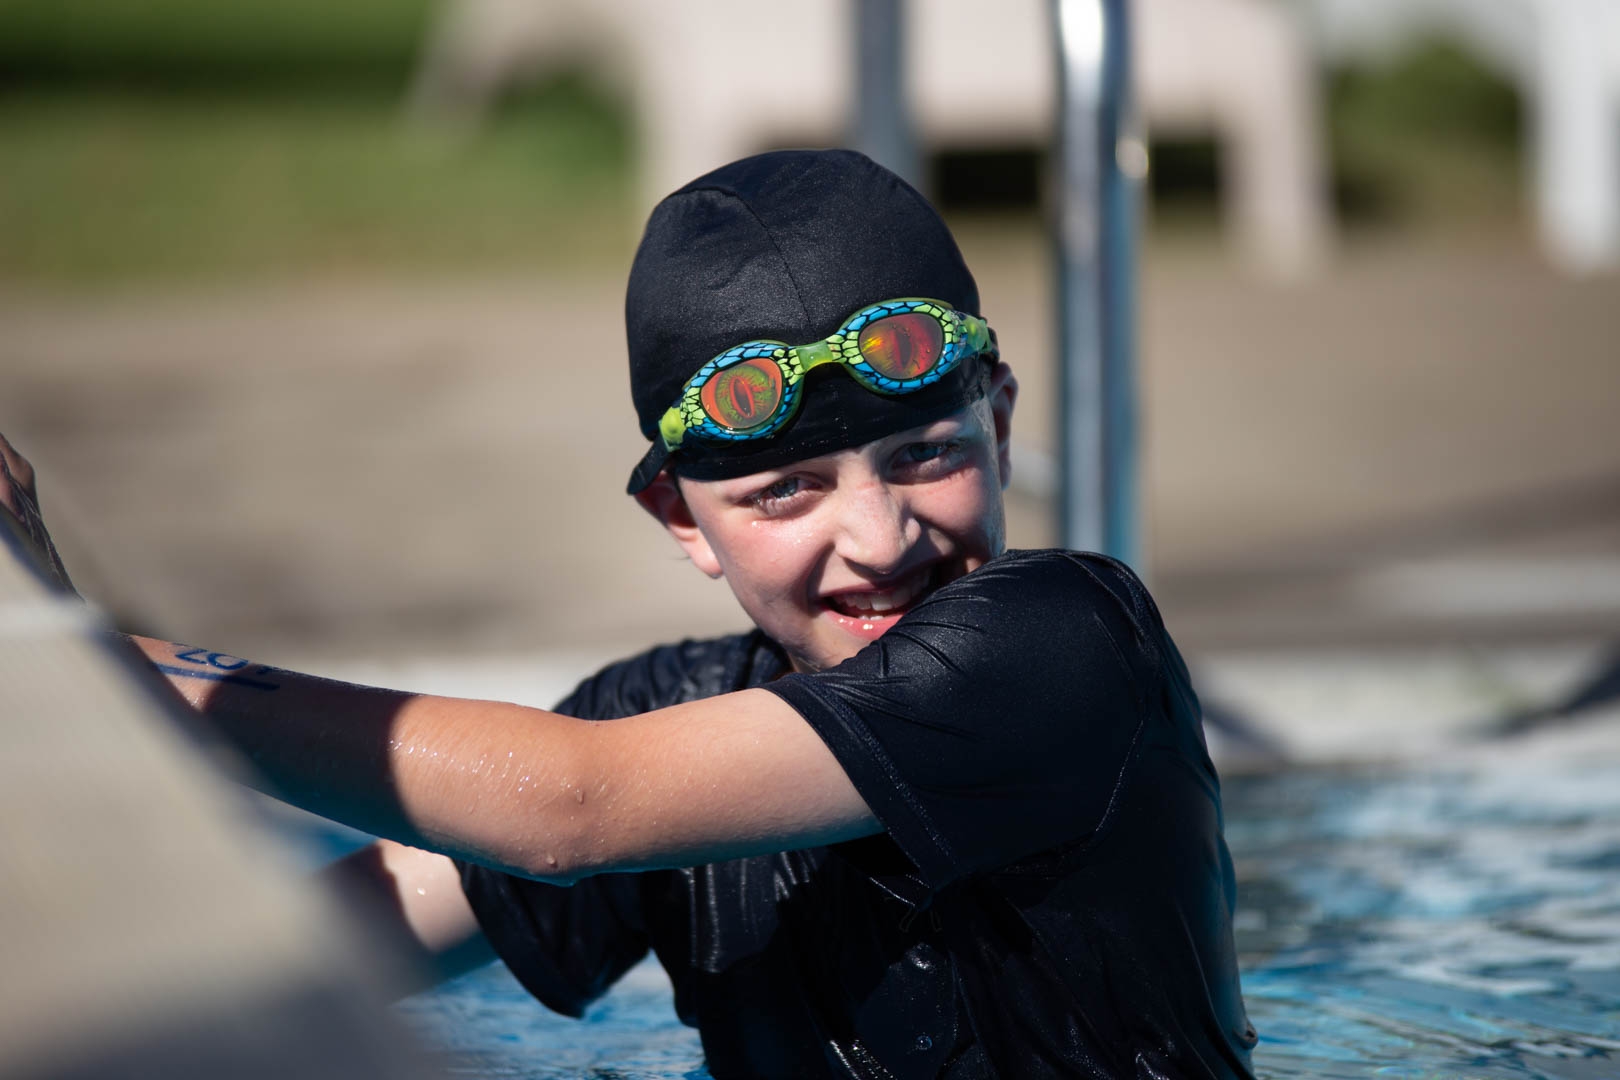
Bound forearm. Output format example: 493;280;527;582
126;634;596;880
322;840;493;997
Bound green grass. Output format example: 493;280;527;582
1327;40;1524;229
0;0;435;89
0;85;636;283
0;13;1528;283
0;0;637;283
1145;39;1526;239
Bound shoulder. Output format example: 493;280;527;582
955;549;1148;605
764;550;1172;884
788;547;1167;728
553;631;782;720
907;549;1162;669
805;548;1170;749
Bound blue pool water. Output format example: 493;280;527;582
1226;747;1620;1079
300;730;1620;1078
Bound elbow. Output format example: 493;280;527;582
505;779;608;886
512;857;587;888
503;824;594;886
474;714;618;885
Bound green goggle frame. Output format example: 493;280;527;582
658;298;996;452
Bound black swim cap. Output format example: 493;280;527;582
624;149;988;494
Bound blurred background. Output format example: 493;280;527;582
1;0;1617;759
5;5;1620;1076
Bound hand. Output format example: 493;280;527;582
0;430;76;593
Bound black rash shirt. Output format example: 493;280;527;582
457;550;1257;1078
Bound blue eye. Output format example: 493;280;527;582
746;475;809;512
893;439;967;480
763;477;802;500
905;439;965;465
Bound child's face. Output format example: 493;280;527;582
638;363;1018;673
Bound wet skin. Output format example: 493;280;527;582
636;362;1018;674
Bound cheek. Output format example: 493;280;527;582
926;465;1003;541
712;518;824;611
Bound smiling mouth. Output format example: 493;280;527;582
822;563;945;622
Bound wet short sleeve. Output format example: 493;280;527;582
763;550;1160;888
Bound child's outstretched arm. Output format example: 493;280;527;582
128;633;880;884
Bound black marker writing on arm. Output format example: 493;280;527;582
126;632;429;855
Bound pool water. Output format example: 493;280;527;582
395;955;706;1078
307;726;1620;1078
1227;735;1620;1079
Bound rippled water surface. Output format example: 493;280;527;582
369;730;1620;1078
1229;737;1620;1079
396;960;706;1078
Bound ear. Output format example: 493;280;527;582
632;472;725;579
986;361;1019;490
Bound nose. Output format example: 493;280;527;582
832;475;920;578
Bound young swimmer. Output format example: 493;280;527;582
0;150;1256;1078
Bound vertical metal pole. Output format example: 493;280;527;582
852;0;921;191
1053;0;1141;566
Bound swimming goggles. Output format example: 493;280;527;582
657;298;997;452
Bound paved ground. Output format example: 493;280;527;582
2;228;1617;676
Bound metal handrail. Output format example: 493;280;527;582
1053;0;1141;567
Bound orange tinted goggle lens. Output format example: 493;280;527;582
699;356;785;431
857;312;945;381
